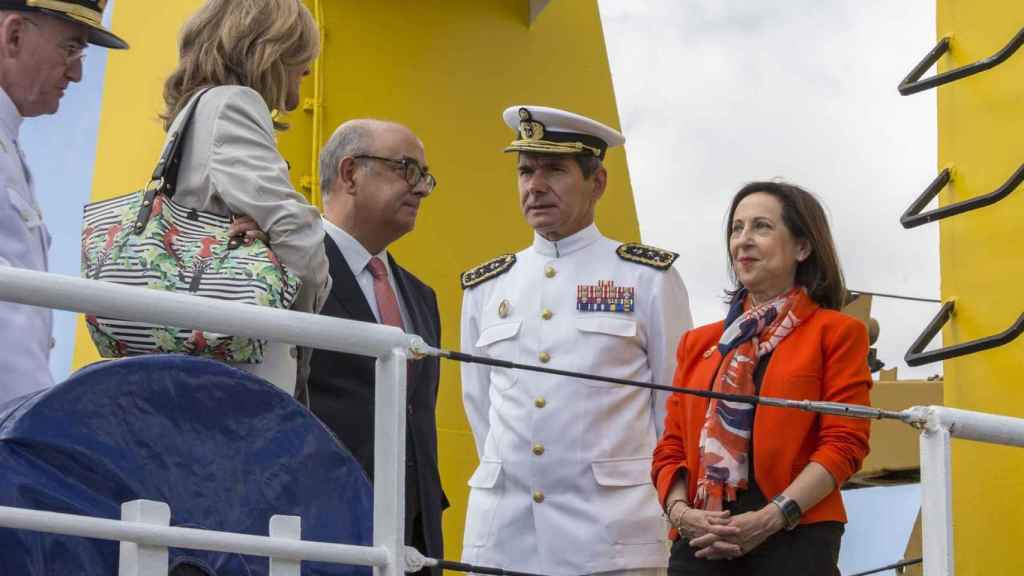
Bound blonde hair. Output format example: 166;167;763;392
162;0;319;131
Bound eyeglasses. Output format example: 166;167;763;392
22;17;88;65
353;154;437;192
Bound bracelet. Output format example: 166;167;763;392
666;499;689;521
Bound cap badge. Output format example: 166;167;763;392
577;280;635;313
517;108;546;142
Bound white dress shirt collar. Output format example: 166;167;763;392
0;87;23;143
531;223;602;258
322;216;412;328
322;217;390;277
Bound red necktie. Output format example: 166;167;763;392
367;256;404;329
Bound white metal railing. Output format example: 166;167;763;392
1;266;1023;576
0;266;416;576
0;501;390;574
904;405;1024;576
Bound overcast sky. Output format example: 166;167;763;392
599;0;941;381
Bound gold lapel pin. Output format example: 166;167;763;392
702;346;715;359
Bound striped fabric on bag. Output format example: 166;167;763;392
81;191;301;363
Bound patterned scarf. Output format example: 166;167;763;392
694;287;817;510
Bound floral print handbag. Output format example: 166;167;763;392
80;89;301;363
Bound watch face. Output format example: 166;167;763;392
783;500;800;522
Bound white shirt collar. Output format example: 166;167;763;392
0;87;23;143
532;223;602;258
322;217;390;277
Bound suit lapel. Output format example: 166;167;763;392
324;235;377;324
389;254;425;335
389;253;428;396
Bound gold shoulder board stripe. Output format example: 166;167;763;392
616;243;678;270
461;254;517;289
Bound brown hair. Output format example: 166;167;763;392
161;0;319;131
573;154;602;179
725;181;847;310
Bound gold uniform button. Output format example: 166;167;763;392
538;352;551;363
532;443;545;456
541;309;553;320
532;490;545;503
544;265;556;278
535;397;546;408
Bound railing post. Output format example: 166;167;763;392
920;418;955;576
374;349;408;576
118;500;170;576
269;515;301;576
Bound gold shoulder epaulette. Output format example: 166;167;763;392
616;243;678;270
461;254;517;289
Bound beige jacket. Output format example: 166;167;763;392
166;85;330;315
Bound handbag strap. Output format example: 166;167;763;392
133;87;215;234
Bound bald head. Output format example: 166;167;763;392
319;118;431;254
319;119;419;195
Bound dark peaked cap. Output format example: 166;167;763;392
0;0;128;49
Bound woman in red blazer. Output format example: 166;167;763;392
652;182;871;575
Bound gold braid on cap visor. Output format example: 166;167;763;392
27;0;102;26
504;139;603;157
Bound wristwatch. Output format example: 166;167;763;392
771;494;802;531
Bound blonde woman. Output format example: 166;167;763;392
160;0;330;396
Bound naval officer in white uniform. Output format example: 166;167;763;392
0;1;127;403
460;106;693;576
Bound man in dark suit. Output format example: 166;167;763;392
300;119;446;573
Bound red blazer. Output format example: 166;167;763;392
652;307;871;533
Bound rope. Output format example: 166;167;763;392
436;349;918;425
432;558;549;576
404;547;550;576
847;557;922;576
848;289;941;304
413;552;923;576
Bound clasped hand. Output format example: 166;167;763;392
669;504;785;561
228;215;268;245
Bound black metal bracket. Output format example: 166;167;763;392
898;27;1024;95
900;163;1024;229
905;301;1024;366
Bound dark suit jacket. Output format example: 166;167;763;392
302;235;446;563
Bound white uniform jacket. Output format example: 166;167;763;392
0;87;54;402
460;224;693;575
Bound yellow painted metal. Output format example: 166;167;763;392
76;0;637;563
935;2;1024;573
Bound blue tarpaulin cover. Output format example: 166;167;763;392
0;355;373;575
